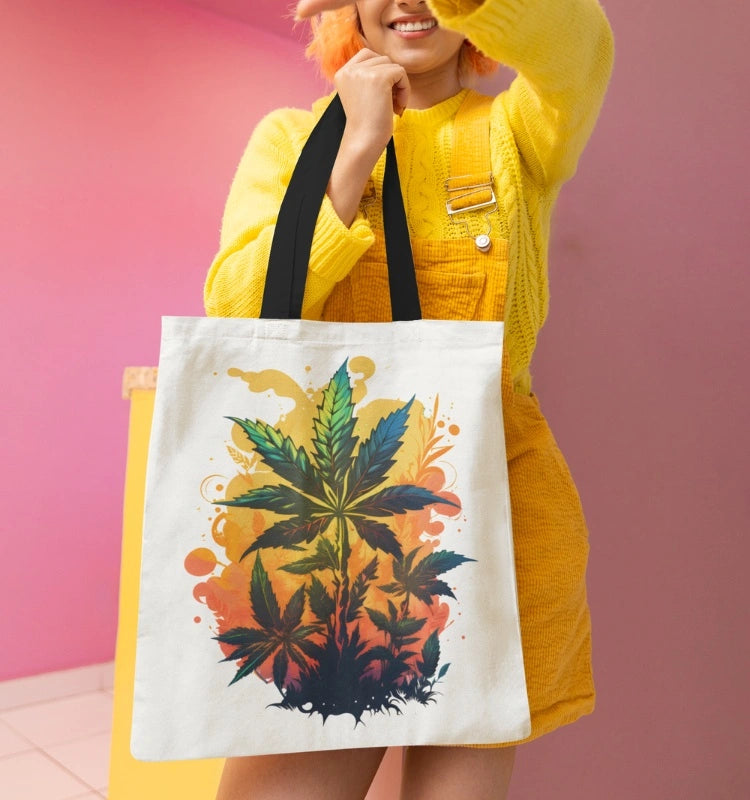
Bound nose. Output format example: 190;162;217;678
397;0;428;9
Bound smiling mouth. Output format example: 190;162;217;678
389;19;438;33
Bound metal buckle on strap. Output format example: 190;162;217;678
444;173;497;216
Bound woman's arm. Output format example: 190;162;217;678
428;0;615;187
204;108;375;319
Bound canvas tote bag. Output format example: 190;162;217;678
131;95;530;760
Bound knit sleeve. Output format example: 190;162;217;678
428;0;614;187
203;107;375;319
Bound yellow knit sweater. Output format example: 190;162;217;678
204;0;614;394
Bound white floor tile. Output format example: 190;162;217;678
46;731;111;791
0;750;90;800
0;665;111;712
0;719;34;757
1;691;113;748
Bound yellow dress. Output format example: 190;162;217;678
204;0;615;745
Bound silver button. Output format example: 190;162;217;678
475;234;491;253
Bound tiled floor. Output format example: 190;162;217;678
0;663;113;800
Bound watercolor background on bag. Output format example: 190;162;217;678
184;357;474;720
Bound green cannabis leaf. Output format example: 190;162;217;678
380;547;476;605
214;554;321;689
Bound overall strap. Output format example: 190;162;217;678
445;91;497;252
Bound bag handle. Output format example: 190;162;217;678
260;94;421;321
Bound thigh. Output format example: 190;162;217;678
215;747;387;800
400;746;516;800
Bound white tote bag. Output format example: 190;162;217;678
131;96;530;760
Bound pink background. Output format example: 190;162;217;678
2;0;748;797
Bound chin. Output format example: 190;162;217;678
402;57;456;77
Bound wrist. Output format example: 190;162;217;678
340;123;389;165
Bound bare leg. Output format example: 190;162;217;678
400;746;516;800
215;747;387;800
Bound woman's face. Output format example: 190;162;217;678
355;0;465;78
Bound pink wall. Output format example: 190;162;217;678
524;1;749;797
2;0;748;797
0;0;325;678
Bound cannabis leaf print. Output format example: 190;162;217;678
209;360;473;721
217;555;321;689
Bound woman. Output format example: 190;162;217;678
205;1;614;797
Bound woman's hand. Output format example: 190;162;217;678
295;0;355;19
336;47;410;149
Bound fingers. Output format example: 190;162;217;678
295;0;354;19
346;49;394;68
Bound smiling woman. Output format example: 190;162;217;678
203;0;615;798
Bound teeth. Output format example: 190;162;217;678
392;19;437;32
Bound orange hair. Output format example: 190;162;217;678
305;6;498;82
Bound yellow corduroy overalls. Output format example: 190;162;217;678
319;92;595;745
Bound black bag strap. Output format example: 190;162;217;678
260;94;421;321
